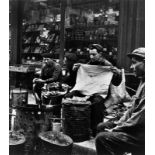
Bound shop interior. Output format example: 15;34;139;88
9;0;145;155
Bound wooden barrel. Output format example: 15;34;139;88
9;131;26;155
62;99;91;142
13;108;45;155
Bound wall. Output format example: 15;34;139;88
118;0;145;70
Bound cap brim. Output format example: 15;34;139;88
127;53;134;58
127;53;144;59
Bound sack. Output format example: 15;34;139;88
110;69;131;104
104;69;131;112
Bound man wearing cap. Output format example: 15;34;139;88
73;44;113;69
33;56;62;105
68;44;114;136
88;44;112;66
95;47;145;155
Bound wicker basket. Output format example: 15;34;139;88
62;100;91;142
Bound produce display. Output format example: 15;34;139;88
42;82;68;97
39;131;73;146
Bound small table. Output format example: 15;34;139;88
9;65;35;90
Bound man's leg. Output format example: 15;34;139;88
33;83;43;106
90;95;106;136
95;132;144;155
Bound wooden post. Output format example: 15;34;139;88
10;0;24;65
59;0;66;66
9;0;24;87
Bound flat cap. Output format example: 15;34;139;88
127;47;145;60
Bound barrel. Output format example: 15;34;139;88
13;108;45;155
62;99;91;142
37;131;73;155
41;93;64;118
9;131;26;155
11;88;28;107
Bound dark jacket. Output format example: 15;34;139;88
88;57;112;66
41;60;62;83
113;82;145;143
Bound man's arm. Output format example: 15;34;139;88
112;99;145;131
105;109;145;133
115;106;134;125
104;59;113;66
113;108;145;132
45;65;62;83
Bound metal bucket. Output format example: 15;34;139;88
52;122;61;132
11;88;28;107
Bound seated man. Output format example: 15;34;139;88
95;47;145;155
33;56;62;106
88;44;112;66
73;44;113;70
67;44;118;136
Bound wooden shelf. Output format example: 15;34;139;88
23;21;60;26
23;31;40;34
23;43;40;46
66;24;118;31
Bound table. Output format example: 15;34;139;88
9;65;35;90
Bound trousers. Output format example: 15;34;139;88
89;94;106;136
95;131;145;155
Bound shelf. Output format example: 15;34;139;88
22;53;42;55
23;30;60;33
66;24;118;31
23;31;40;34
48;30;60;34
23;21;60;26
66;37;118;42
23;43;40;46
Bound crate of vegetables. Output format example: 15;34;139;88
41;82;69;106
